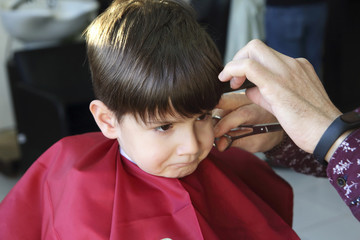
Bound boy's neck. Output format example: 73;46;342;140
120;147;136;164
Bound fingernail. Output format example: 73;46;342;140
218;71;224;80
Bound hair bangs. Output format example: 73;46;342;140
131;40;225;123
85;0;227;124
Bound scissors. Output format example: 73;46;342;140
212;115;283;150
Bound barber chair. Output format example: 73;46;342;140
7;42;99;172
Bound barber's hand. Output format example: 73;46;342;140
213;92;284;153
218;39;341;153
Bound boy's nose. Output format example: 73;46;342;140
176;129;200;156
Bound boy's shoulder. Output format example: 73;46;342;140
209;147;269;172
37;132;118;170
208;147;291;200
59;131;110;144
208;147;286;185
207;147;294;225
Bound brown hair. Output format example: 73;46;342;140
85;0;225;122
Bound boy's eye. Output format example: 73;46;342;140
155;124;173;132
196;113;211;121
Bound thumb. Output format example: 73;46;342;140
216;92;252;110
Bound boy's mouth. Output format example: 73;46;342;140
171;158;199;167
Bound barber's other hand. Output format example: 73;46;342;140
218;39;341;153
213;92;284;153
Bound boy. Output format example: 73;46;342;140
0;0;299;239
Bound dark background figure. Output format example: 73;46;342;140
264;0;360;113
190;0;231;59
265;0;328;77
323;0;360;113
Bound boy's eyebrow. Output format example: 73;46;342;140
143;111;211;125
143;118;181;125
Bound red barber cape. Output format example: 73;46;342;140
0;132;299;239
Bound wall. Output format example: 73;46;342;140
0;0;96;131
0;14;15;131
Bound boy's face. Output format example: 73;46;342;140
115;111;215;178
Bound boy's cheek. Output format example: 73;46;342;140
202;125;215;147
200;130;216;155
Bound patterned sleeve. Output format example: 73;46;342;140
265;108;360;221
327;128;360;221
264;134;327;177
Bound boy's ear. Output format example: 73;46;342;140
90;100;118;139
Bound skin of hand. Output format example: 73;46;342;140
218;39;341;153
213;92;284;152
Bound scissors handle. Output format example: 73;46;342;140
213;119;283;150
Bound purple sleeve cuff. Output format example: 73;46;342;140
265;108;360;221
327;128;360;221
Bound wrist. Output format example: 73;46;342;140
313;111;360;165
324;130;354;162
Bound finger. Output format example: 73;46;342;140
216;92;252;110
232;39;293;67
214;137;229;152
218;70;246;88
214;104;260;137
231;131;284;153
229;137;258;153
222;40;297;91
214;113;244;137
232;39;272;61
219;58;276;90
212;108;226;119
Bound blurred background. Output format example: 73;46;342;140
0;0;360;239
